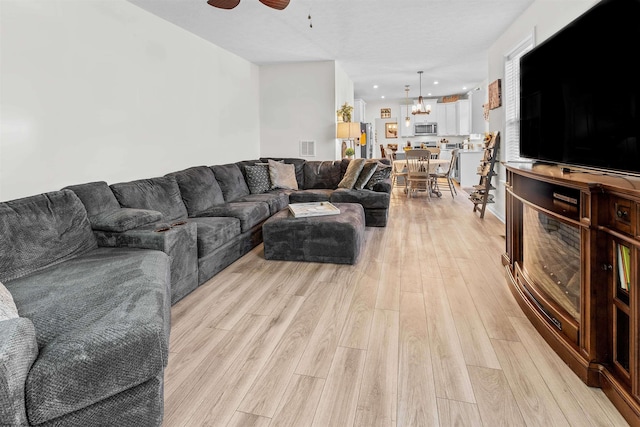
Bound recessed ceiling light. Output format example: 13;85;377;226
427;93;432;96
433;81;439;85
462;86;467;90
381;95;385;99
373;85;378;89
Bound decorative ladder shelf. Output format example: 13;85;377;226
469;131;500;218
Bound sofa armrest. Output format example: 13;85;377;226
372;178;392;194
90;208;163;232
0;317;38;426
94;222;198;304
93;222;182;251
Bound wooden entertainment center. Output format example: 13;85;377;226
503;163;640;426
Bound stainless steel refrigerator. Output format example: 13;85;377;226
359;122;373;159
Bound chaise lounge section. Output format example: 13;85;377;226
0;190;170;426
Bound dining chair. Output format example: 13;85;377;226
405;149;431;198
428;147;441;159
386;151;407;190
380;144;386;159
430;148;459;198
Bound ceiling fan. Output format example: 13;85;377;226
206;0;290;10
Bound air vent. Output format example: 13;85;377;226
300;140;315;157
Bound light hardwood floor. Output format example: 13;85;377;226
163;186;630;427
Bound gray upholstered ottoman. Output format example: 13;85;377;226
263;202;365;265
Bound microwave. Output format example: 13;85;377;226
414;122;437;135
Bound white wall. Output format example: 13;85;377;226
260;61;345;161
486;0;597;222
0;0;260;202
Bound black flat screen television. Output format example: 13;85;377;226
519;0;640;175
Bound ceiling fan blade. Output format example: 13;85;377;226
207;0;240;9
259;0;290;10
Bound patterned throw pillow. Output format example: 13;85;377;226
245;164;272;194
353;161;378;190
268;159;298;190
337;158;366;189
0;281;18;321
365;163;392;190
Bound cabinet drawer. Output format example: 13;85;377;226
609;196;635;235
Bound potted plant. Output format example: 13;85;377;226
337;102;354;122
345;147;355;158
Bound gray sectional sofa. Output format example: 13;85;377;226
0;157;390;426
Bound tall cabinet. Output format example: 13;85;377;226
503;163;640;426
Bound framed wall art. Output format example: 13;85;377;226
385;122;398;139
488;79;502;110
380;108;391;119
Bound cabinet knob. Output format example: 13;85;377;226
616;209;628;219
603;264;613;271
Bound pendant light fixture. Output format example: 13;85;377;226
411;71;432;115
404;85;411;127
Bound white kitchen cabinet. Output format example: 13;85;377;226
456;99;470;135
437;99;470;136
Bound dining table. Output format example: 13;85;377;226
391;157;451;197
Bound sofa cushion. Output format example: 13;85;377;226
260;158;306;188
63;181;120;218
268;160;299;190
234;191;290;215
210;164;251;202
198;201;270;232
90;208;163;232
235;159;262;181
0;282;18;320
185;217;241;256
354;161;379;190
365;163;392;190
111;176;188;223
331;188;391;209
167;166;225;217
0;317;38;426
303;161;342;189
4;247;171;425
288;189;333;203
0;190;97;283
245;164;272;194
338;158;366;189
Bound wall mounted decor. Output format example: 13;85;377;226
380;108;391;119
385;122;398;138
488;79;502;110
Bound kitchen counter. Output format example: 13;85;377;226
454;150;485;188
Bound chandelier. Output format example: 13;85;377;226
412;71;432;115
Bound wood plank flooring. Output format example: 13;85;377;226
163;186;630;426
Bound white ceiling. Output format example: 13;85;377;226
128;0;535;103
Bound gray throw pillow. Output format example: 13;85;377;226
365;163;392;190
338;158;366;189
245;164;272;194
353;161;378;190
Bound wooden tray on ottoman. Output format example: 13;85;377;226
287;202;340;218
